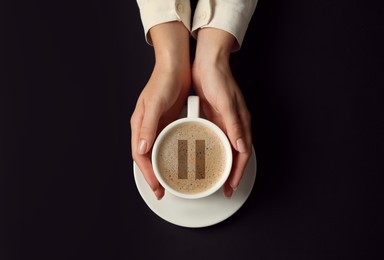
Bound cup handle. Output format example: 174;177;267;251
187;96;200;118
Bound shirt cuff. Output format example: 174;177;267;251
191;0;258;52
136;0;191;45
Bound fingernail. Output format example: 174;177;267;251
139;139;147;155
236;138;246;153
154;188;163;200
230;182;238;191
225;188;233;198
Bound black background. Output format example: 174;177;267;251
1;0;384;259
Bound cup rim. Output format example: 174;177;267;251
152;117;233;199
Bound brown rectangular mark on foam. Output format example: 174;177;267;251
195;140;205;179
178;140;188;179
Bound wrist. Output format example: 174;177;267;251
150;22;190;71
194;28;235;68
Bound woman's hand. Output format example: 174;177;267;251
131;22;191;200
192;28;252;198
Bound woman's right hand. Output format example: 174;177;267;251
192;28;253;198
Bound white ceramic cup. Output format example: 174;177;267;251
152;95;233;199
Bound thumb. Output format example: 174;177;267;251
222;106;247;154
138;103;162;155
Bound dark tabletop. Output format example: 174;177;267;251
1;0;384;259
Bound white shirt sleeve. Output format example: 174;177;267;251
136;0;191;45
136;0;257;52
192;0;258;52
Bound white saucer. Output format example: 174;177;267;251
133;146;257;228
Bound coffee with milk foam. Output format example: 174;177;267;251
156;122;227;194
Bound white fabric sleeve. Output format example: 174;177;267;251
136;0;191;45
191;0;258;52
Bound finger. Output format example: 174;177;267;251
131;103;160;192
220;100;248;154
228;97;252;189
154;185;165;200
223;180;233;198
228;149;251;190
138;102;163;155
134;154;160;192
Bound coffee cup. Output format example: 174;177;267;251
152;95;233;199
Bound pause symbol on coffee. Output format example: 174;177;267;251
178;140;205;179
